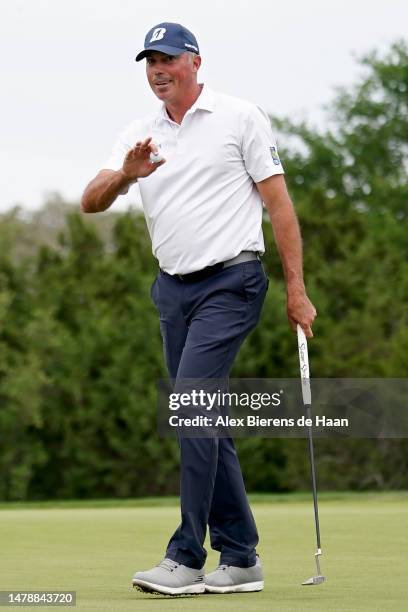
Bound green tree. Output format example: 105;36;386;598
1;40;408;500
234;40;408;491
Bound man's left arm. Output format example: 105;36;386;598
256;174;317;338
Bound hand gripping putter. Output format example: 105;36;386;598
297;324;326;586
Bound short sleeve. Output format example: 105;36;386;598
241;105;284;183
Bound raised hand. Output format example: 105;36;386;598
122;137;166;179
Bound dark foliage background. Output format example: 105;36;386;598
1;42;407;500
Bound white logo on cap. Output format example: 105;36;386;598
150;28;166;42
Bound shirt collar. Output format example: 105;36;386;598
157;84;215;124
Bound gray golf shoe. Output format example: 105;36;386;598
132;558;205;595
204;556;264;593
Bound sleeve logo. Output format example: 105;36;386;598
270;146;281;166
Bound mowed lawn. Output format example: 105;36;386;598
0;493;407;611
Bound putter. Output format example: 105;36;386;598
297;324;326;586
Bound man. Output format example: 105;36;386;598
81;22;316;596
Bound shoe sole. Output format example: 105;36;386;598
132;579;205;596
205;580;264;594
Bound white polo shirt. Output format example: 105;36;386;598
103;84;284;274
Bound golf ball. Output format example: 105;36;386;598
150;151;164;163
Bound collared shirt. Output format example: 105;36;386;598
103;85;284;274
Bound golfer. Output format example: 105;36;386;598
81;22;316;596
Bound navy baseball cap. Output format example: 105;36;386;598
135;22;200;62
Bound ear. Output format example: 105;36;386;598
193;55;202;72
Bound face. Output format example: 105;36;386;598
145;51;201;103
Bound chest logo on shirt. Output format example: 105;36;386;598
150;28;166;42
270;146;281;166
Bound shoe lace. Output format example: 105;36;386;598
216;564;229;571
157;558;180;572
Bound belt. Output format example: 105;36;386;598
164;251;261;283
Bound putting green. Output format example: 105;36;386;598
0;493;407;611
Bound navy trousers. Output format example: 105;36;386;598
150;259;268;570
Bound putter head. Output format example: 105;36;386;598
302;575;326;586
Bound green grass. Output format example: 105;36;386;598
0;493;407;611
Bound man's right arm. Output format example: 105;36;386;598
81;169;135;213
81;137;165;214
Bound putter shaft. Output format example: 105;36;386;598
297;325;326;586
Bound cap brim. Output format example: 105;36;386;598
135;45;185;62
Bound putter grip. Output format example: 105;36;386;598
297;324;311;405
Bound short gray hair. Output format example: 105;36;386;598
184;51;197;63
